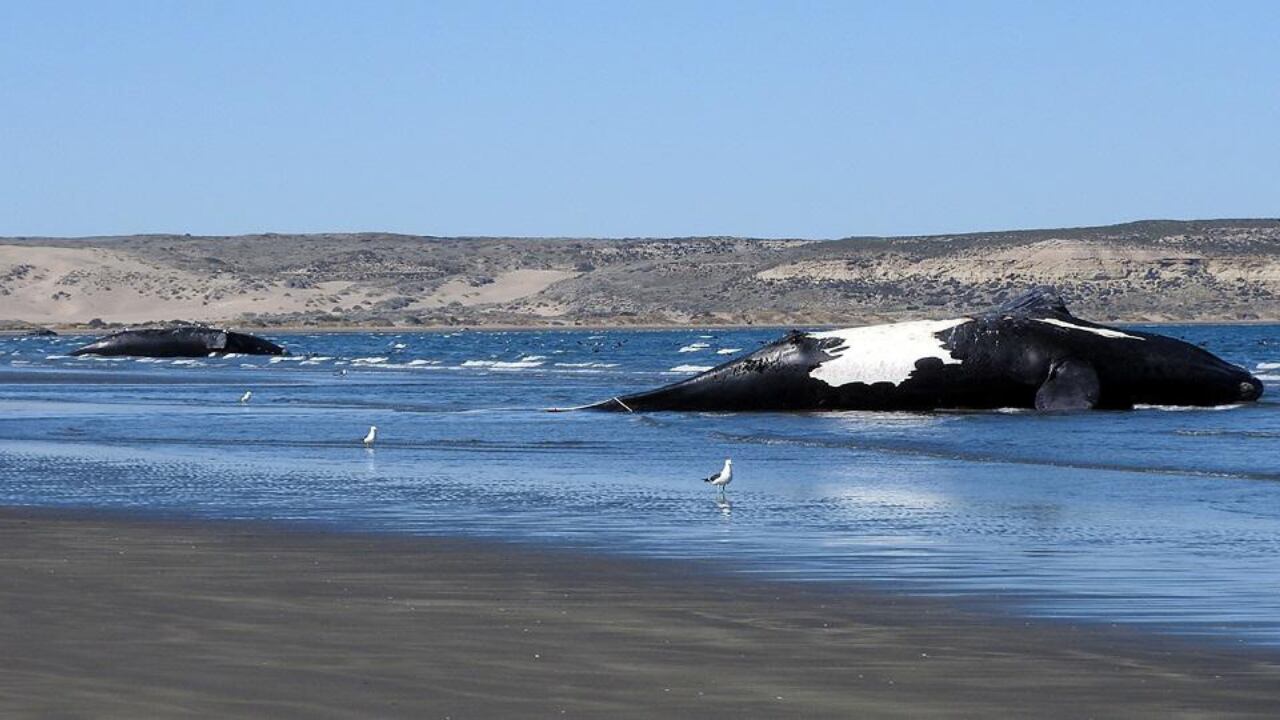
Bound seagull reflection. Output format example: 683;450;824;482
715;496;733;517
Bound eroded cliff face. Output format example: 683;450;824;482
755;236;1280;322
2;219;1278;329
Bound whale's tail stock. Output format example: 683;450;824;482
546;396;635;413
547;331;823;413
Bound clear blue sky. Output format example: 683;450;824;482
2;1;1276;238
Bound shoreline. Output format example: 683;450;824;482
1;505;1277;717
3;316;1279;337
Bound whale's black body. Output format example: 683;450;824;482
584;289;1263;412
70;326;286;358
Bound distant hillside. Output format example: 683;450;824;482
2;219;1279;329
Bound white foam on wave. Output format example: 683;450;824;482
461;356;547;370
1257;362;1280;370
391;343;407;350
353;356;389;364
668;364;713;373
678;342;710;353
1256;374;1280;382
554;362;620;368
716;348;741;355
1133;404;1244;412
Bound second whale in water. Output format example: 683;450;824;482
70;326;287;358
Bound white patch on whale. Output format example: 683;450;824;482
1033;318;1144;340
809;319;970;387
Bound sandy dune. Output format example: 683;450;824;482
0;244;330;324
415;269;580;308
0;245;579;326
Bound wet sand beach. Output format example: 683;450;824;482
0;507;1277;718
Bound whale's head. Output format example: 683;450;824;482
1127;334;1265;407
1184;354;1264;406
1239;375;1265;403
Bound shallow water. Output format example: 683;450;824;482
1;325;1278;644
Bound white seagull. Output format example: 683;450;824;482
239;390;252;404
362;425;378;447
702;458;733;495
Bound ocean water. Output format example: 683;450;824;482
1;326;1278;645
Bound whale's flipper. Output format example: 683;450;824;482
996;286;1073;319
1035;358;1100;410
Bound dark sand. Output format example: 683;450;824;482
1;508;1277;718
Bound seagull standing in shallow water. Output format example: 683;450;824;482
703;458;733;496
239;390;252;404
362;425;378;447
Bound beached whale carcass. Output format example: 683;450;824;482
579;289;1263;412
70;326;287;358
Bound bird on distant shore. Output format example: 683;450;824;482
239;390;252;404
362;425;378;447
702;458;733;496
